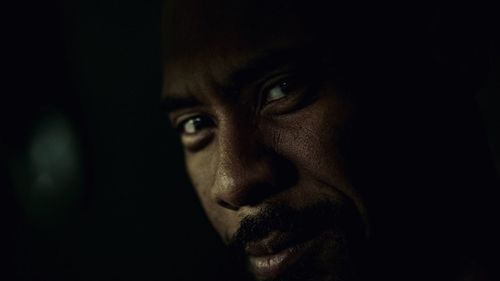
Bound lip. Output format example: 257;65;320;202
245;231;319;279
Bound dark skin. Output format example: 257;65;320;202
162;1;496;280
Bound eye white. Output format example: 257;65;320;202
266;82;288;102
183;118;199;134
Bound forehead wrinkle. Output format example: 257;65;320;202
166;42;318;103
163;57;220;102
164;47;263;103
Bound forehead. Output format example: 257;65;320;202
161;1;312;99
162;43;313;102
162;0;309;57
159;0;404;102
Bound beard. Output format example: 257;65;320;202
225;199;367;281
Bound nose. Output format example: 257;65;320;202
211;122;294;210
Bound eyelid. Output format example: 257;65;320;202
174;114;198;130
175;116;195;134
259;72;320;117
256;74;292;107
174;112;217;136
260;73;303;100
178;115;216;152
169;106;210;127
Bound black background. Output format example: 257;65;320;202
1;1;499;280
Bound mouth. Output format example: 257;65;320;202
245;230;321;279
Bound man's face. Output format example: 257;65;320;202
162;1;369;280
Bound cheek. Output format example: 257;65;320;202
185;151;238;243
269;94;352;184
264;94;368;224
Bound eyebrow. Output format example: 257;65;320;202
161;96;202;114
221;48;309;94
161;47;312;114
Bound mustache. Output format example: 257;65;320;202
227;200;355;256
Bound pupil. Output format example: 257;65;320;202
192;117;202;129
280;80;294;93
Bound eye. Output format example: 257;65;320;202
264;81;290;103
260;75;313;115
177;115;214;135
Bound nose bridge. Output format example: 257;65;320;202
212;118;277;210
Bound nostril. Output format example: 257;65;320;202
216;198;239;211
215;181;281;210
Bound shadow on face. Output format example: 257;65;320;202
162;1;498;280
